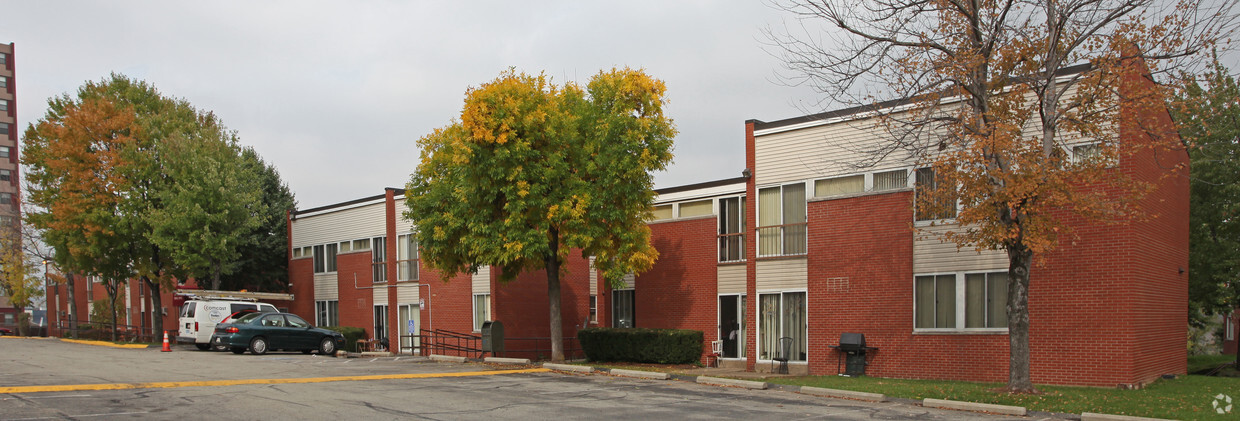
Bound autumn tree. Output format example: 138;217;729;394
768;0;1235;392
0;224;41;313
406;68;676;361
224;147;296;292
1174;55;1240;361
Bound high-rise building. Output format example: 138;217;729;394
0;42;16;230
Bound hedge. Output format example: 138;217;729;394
322;326;367;352
577;327;703;364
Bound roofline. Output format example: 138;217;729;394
291;193;387;216
751;63;1093;132
655;176;749;196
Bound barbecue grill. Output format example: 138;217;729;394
829;332;878;376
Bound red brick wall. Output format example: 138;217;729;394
637;217;719;364
419;265;475;356
744;120;759;371
336;251;375;338
287;257;316;322
492;253;592;360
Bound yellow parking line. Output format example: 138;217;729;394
60;338;150;349
0;368;551;394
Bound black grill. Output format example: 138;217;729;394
830;332;877;376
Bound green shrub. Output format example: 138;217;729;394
323;326;367;352
578;328;703;364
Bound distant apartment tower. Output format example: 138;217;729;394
0;42;15;230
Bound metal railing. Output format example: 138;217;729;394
756;223;807;257
52;319;160;343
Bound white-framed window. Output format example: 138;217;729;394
0;169;11;182
397;233;419;281
0;76;7;89
915;167;956;221
292;247;302;258
915;271;1009;331
312;244;338;273
0;146;9;158
758;291;806;362
719;196;745;262
651;204;673;220
339;240;352;253
757;183;807;257
0;193;10;205
814;174;863;197
472;293;491;331
612;289;635;328
873;169;908;191
1227;313;1235;341
352;238;370;250
0;123;8;135
589;295;598;324
0;99;7;111
0;53;6;66
315;300;338;327
371;236;386;282
678;199;713;218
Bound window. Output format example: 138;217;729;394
315;300;338;327
612;289;635;328
374;305;388;346
352;238;370;250
873;169;907;191
473;293;491;331
719;197;745;262
0;169;10;182
759;291;806;361
757;183;806;256
589;295;597;324
313;243;338;273
0;123;8;135
0;76;7;89
965;272;1008;328
0;53;6;66
287;314;310;328
678;199;713;217
397;233;418;281
915;274;956;329
815;175;863;197
339;241;352;253
0;193;12;205
371;236;386;282
916;271;1009;331
0;146;9;158
915;167;956;221
1226;313;1235;341
651;204;672;220
292;247;302;258
0;99;7;111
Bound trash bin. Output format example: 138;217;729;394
481;320;504;356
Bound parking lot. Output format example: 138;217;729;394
0;338;1039;420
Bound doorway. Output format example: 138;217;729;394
718;294;746;358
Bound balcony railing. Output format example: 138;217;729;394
718;232;745;262
757;223;807;257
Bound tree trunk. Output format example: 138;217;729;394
66;273;78;339
144;276;163;343
1007;246;1036;393
545;226;564;362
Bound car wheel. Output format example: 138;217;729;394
249;337;268;355
230;347;245;354
319;337;337;356
195;343;211;351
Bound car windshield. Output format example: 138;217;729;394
234;312;265;324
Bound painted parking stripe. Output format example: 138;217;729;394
0;368;550;394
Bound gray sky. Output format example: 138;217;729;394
4;1;821;209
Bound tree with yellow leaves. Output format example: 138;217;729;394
769;0;1235;392
406;68;676;361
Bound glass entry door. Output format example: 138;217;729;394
718;295;746;358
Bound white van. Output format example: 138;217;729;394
178;300;277;350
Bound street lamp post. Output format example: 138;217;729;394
43;260;51;337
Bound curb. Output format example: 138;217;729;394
1081;413;1174;421
799;386;886;402
923;398;1026;416
485;357;532;365
359;351;393;357
696;376;767;390
608;368;670;380
60;338;151;349
542;363;593;373
428;354;467;363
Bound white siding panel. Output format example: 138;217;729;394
397;284;420;303
291;201;388;248
473;267;491;294
718;265;746;294
373;285;388;304
755;119;908;186
913;224;1008;273
314;274;338;301
756;258;807;291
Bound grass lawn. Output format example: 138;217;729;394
767;374;1239;420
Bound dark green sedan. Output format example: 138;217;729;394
210;312;344;356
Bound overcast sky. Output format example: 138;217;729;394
4;1;828;209
6;2;1236;210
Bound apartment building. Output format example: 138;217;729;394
0;43;16;230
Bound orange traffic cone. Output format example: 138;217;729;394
161;331;172;352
